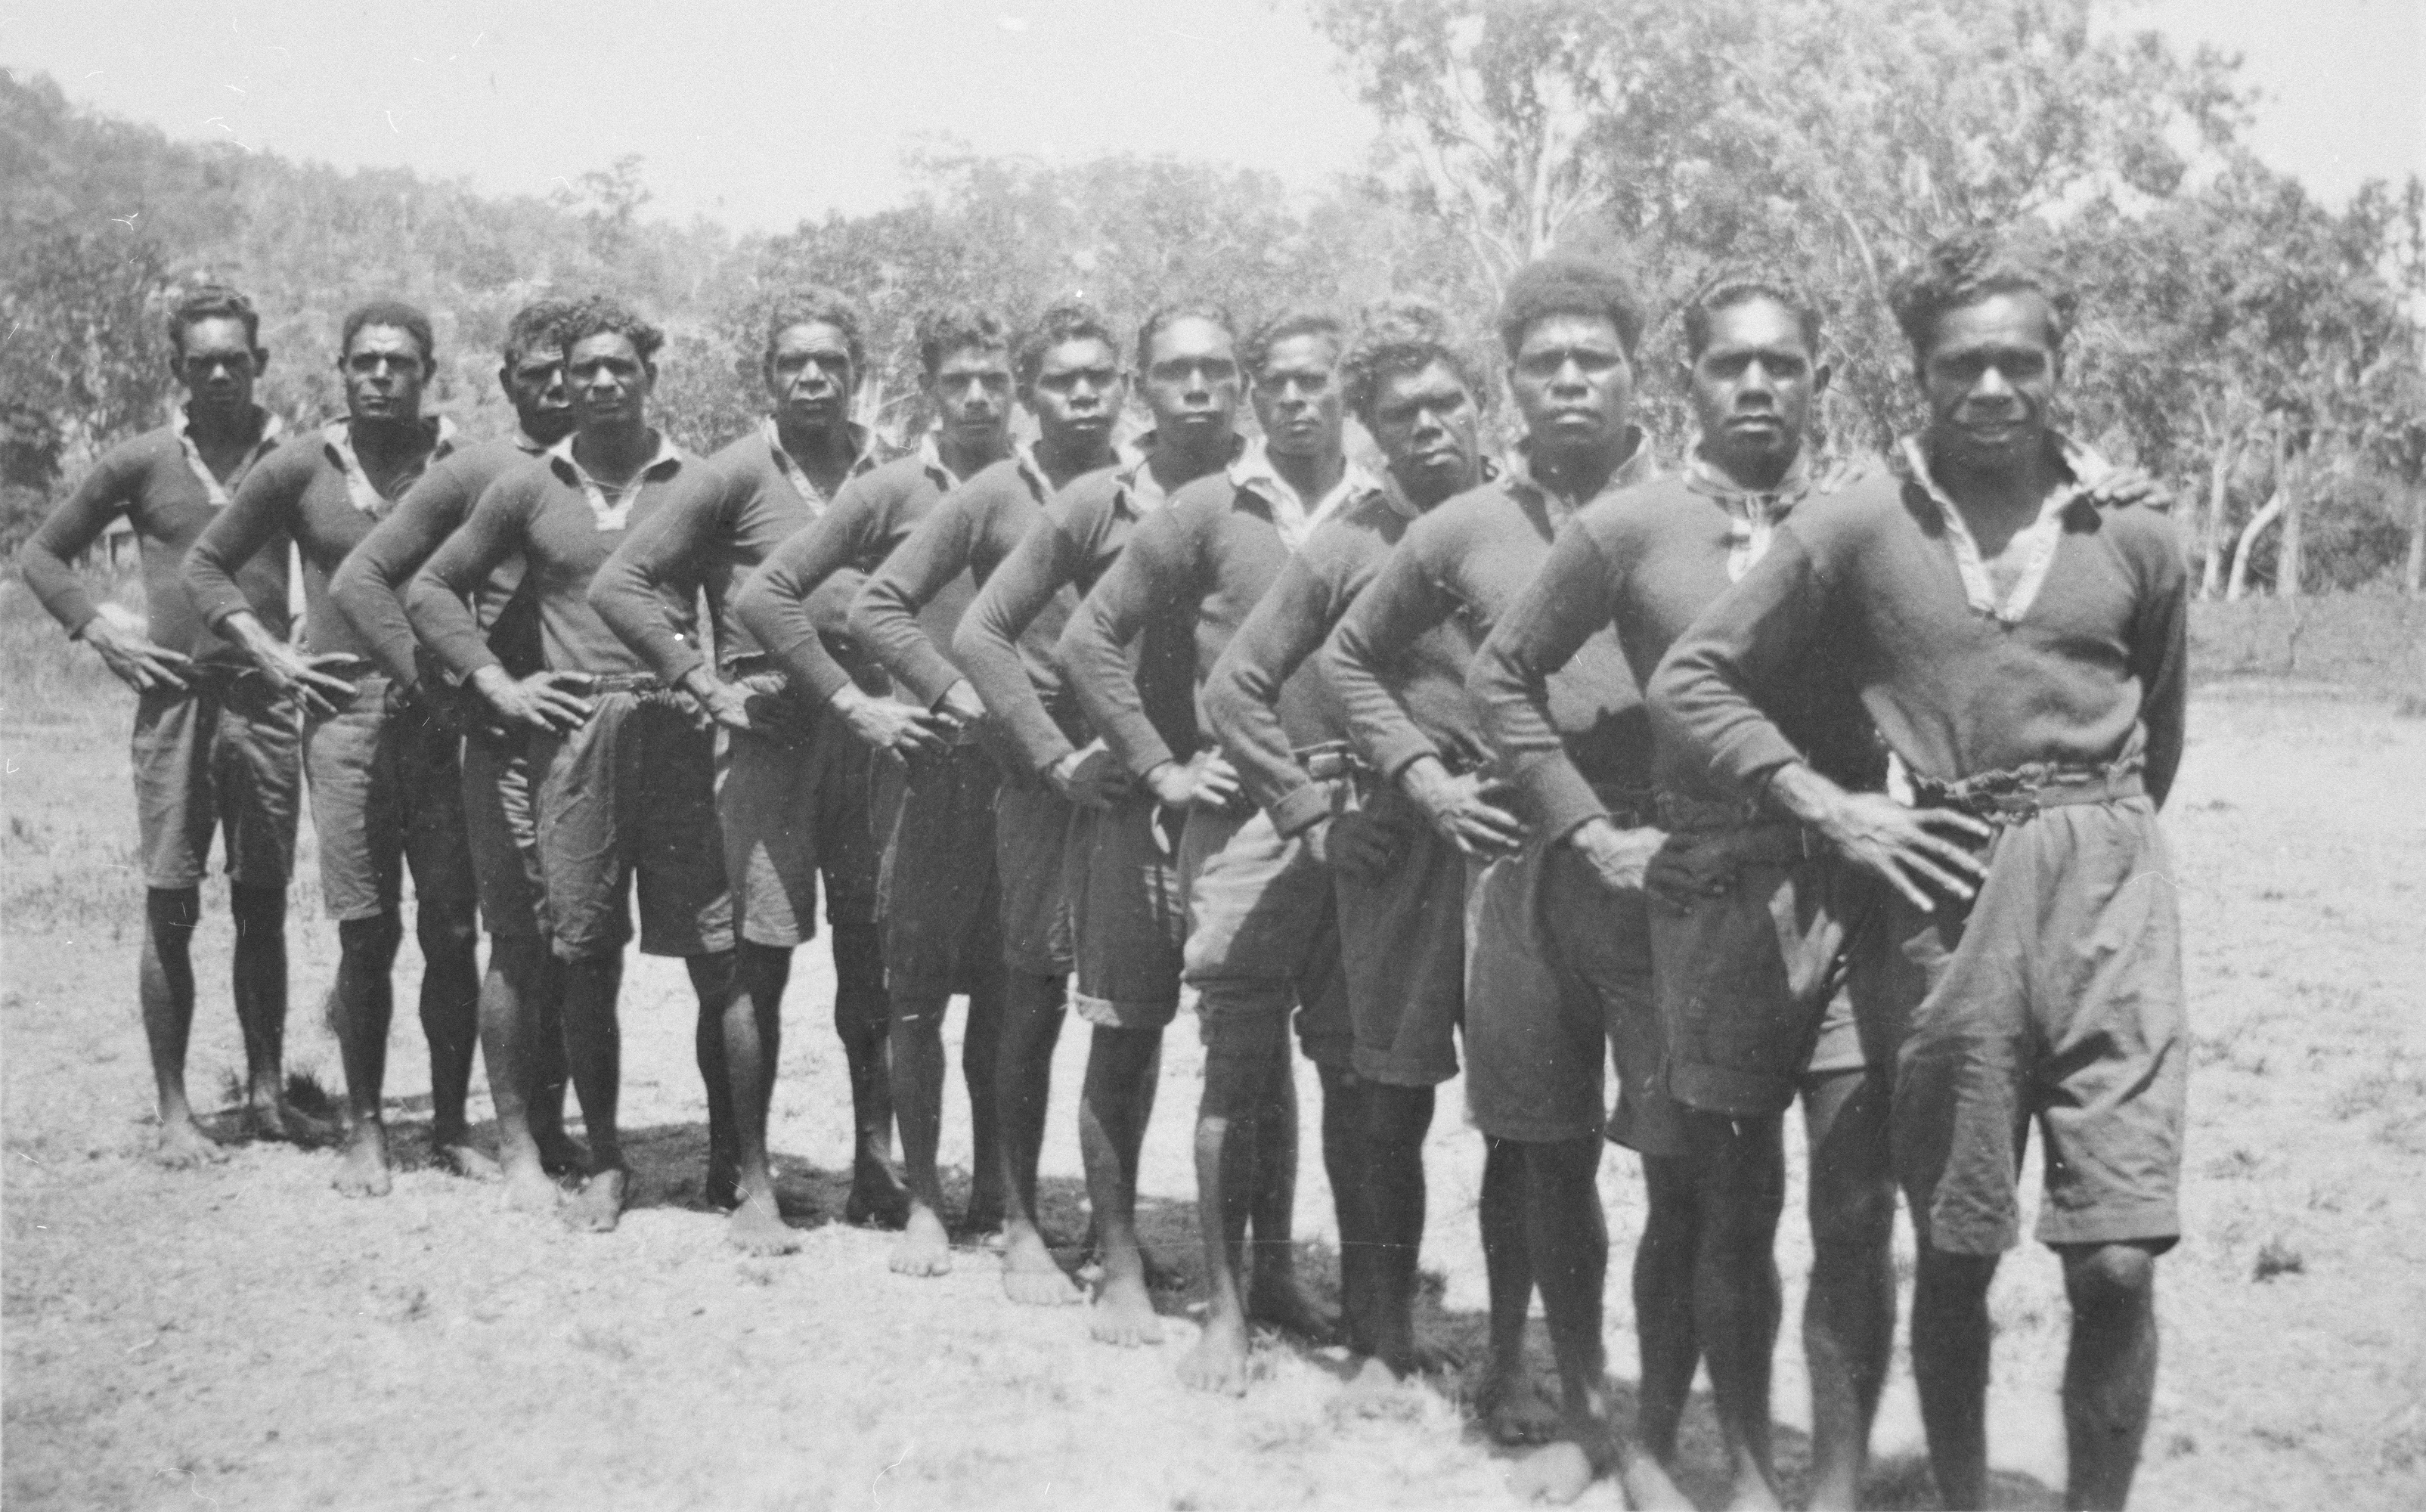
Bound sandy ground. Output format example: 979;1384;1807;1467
5;680;2424;1511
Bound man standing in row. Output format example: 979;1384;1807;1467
17;286;318;1164
843;302;1129;1303
1326;256;1687;1507
590;288;903;1252
1656;234;2189;1511
1201;298;1487;1398
1472;277;1895;1509
407;296;736;1235
1058;308;1375;1388
733;305;1018;1275
329;298;587;1212
953;303;1246;1345
185;299;481;1198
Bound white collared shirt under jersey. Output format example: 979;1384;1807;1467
547;430;686;531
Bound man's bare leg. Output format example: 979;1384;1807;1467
1361;1083;1437;1377
1476;1136;1560;1445
558;952;630;1232
225;881;330;1144
1802;1070;1896;1512
960;969;1008;1233
830;920;907;1225
415;897;494;1179
1080;1023;1163;1345
998;969;1080;1304
139;888;224;1166
1247;1053;1334;1339
1634;1152;1701;1486
717;942;798;1254
1683;1116;1787;1510
526;981;581;1173
1178;1011;1275;1393
2059;1242;2160;1512
1910;1237;1999;1510
482;934;566;1212
888;986;956;1275
332;912;406;1196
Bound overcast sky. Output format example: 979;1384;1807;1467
5;0;2419;233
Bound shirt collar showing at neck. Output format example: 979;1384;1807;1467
764;417;880;513
1504;427;1655;527
1894;431;2111;624
1684;441;1849;582
1118;429;1243;518
914;432;965;491
1228;438;1383;550
174;405;283;507
324;415;458;519
547;429;683;531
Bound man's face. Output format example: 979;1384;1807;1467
1250;333;1343;463
1367;360;1480;509
1138;316;1241;444
765;321;855;431
172;316;265;418
502;345;573;445
1919;291;2062;469
1508;312;1632;454
1687;298;1824;473
567;332;654;432
342;324;429;425
929;342;1014;449
1025;336;1125;451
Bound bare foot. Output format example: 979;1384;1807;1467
435;1140;502;1182
1334;1356;1416;1417
960;1202;1005;1240
1176;1309;1252;1396
702;1154;739;1211
333;1122;392;1198
1247;1271;1338;1343
727;1191;800;1256
502;1160;562;1216
1507;1442;1594;1505
888;1206;953;1276
1477;1368;1563;1446
240;1099;341;1148
1617;1453;1698;1512
1089;1269;1163;1346
1002;1227;1083;1306
534;1129;587;1179
561;1167;628;1233
844;1162;910;1228
153;1118;228;1170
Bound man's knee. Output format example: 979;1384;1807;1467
2062;1242;2157;1315
891;988;950;1035
415;897;478;954
1200;1015;1286;1121
338;911;404;958
1810;1171;1897;1256
147;886;203;934
1364;1083;1435;1148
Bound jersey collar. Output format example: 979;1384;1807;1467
173;405;283;507
547;429;684;531
322;415;458;519
1228;438;1383;550
763;417;881;515
1502;427;1655;529
1893;431;2111;624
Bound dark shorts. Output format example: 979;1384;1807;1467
461;730;548;939
529;690;733;960
1067;795;1187;1030
1650;829;1874;1118
1179;800;1352;1072
130;673;301;891
1464;837;1684;1156
1851;798;2186;1256
718;705;878;950
302;677;475;922
878;740;1004;999
1339;785;1465;1088
993;777;1074;977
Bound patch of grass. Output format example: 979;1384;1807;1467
2191;592;2426;702
2252;1239;2306;1282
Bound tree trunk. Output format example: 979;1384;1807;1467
2277;446;2305;599
2227;483;2285;601
2406;486;2424;596
2199;432;2237;599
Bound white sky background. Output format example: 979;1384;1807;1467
2;0;2419;233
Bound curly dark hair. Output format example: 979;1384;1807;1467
340;299;436;366
1338;296;1487;424
502;297;581;365
913;303;1012;380
764;286;869;376
1133;299;1237;374
556;294;665;364
165;286;260;356
1015;299;1122;388
1681;271;1823;361
1888;229;2077;361
1496;255;1646;359
1240;308;1346;379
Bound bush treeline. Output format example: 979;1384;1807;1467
5;0;2422;593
